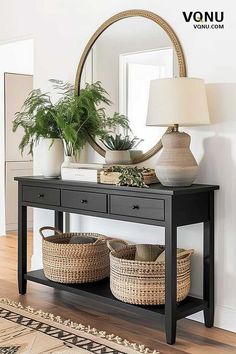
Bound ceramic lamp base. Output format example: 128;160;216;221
155;131;198;187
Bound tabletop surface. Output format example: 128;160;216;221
15;176;220;196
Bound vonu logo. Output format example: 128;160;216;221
183;11;224;23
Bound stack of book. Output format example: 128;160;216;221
61;163;106;182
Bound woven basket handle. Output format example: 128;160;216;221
107;239;129;252
177;249;194;259
39;226;63;240
154;248;194;263
155;249;194;263
94;237;104;244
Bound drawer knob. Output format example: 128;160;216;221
81;199;88;204
132;205;140;210
38;193;44;198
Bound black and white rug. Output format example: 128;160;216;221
0;299;158;354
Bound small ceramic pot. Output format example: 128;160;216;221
129;150;143;162
105;150;131;165
40;138;64;178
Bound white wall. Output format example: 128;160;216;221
1;0;236;332
0;39;34;235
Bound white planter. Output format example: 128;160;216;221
40;138;64;178
105;150;131;165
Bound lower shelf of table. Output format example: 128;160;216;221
26;270;207;321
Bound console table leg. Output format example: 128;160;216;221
204;192;214;327
165;223;177;344
55;211;63;232
18;205;27;295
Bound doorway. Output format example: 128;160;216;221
0;39;34;235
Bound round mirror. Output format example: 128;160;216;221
75;10;186;164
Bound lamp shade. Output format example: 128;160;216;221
146;78;210;126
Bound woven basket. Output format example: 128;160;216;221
108;241;194;305
142;170;159;185
40;227;109;284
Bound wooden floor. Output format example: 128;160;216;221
0;232;236;354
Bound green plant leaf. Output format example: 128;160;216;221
12;79;136;157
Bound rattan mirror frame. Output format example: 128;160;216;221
75;9;187;164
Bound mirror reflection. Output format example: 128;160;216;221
80;16;180;161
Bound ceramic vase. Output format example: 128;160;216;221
105;150;131;165
40;138;64;178
155;131;198;187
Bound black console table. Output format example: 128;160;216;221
15;176;219;344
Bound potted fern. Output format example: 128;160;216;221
12;89;64;177
13;79;140;175
50;80;111;167
13;81;111;176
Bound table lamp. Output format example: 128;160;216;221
146;78;210;187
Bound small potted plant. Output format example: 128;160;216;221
102;133;142;164
99;112;142;164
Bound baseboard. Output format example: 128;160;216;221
31;253;43;271
188;306;236;333
214;305;236;332
6;222;33;232
0;225;6;236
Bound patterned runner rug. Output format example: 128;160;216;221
0;299;158;354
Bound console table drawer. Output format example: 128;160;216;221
61;190;107;213
23;186;61;206
110;195;164;220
